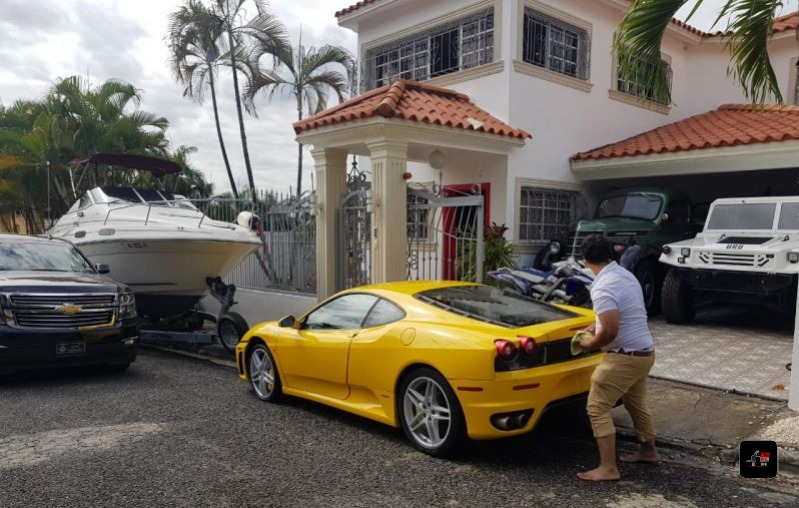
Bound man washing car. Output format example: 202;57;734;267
577;235;661;481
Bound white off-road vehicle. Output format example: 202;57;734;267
659;197;799;323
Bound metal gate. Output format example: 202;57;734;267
336;166;372;291
407;184;484;283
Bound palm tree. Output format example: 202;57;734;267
168;0;239;198
210;0;289;201
244;42;353;197
615;0;787;106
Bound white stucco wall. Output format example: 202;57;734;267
341;0;799;245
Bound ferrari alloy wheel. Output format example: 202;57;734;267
399;368;465;456
249;343;282;402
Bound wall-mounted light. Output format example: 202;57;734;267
428;150;446;170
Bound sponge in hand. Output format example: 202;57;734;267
571;331;593;356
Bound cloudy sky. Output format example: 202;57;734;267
1;0;796;194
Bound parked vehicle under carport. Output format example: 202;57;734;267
567;189;705;313
660;197;799;323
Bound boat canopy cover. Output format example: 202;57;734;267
72;153;181;177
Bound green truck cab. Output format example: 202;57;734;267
570;189;702;312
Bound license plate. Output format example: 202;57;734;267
56;343;85;355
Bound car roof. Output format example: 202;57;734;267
351;280;478;297
0;233;68;245
712;196;799;204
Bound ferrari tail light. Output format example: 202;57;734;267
494;339;517;360
518;337;538;356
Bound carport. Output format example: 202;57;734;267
570;104;799;411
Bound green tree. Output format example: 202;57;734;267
209;0;289;201
168;0;239;198
0;77;211;234
615;0;786;106
244;42;353;197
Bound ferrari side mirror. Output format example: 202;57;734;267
278;315;296;328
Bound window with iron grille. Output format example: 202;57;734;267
522;8;590;80
518;187;583;244
407;190;431;241
362;10;494;90
616;56;673;104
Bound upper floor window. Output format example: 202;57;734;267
362;9;494;90
522;8;590;80
616;56;673;104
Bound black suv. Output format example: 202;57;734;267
0;234;138;373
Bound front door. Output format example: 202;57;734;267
277;293;379;400
442;183;490;280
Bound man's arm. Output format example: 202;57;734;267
580;310;619;351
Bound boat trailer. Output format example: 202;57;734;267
139;277;250;353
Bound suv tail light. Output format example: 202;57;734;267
494;339;517;360
519;337;538;356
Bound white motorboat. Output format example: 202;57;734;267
49;155;261;318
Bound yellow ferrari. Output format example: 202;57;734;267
235;281;602;455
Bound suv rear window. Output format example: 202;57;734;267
415;285;577;328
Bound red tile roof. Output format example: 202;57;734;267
774;11;799;33
293;79;531;139
335;0;380;18
572;104;799;162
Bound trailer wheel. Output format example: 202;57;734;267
218;312;249;353
661;269;695;324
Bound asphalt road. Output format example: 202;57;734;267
0;350;796;508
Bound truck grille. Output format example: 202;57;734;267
13;309;115;328
10;294;116;306
3;293;117;330
698;252;771;268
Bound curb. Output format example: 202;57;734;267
142;344;237;370
649;374;788;403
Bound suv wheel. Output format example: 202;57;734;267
661;268;695;324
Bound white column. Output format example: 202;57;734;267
311;147;348;300
790;286;799;410
367;141;408;284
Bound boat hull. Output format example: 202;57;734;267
75;238;259;317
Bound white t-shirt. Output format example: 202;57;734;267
590;262;654;352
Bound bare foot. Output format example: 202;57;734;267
576;466;621;482
620;451;662;464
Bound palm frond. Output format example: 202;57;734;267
719;0;784;103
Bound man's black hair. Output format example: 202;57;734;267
581;234;614;264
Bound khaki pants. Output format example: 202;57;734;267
586;352;656;442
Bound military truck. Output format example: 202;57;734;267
660;197;799;324
569;189;702;312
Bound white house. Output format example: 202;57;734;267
325;0;799;266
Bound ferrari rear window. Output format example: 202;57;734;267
415;285;578;328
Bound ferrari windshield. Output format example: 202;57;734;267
415;285;577;328
707;203;776;230
596;193;663;221
0;241;94;272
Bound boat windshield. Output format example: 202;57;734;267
89;187;198;210
0;241;94;273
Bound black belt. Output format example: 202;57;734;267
609;349;654;357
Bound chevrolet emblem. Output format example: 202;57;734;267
55;303;82;315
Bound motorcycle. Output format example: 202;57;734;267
489;258;595;308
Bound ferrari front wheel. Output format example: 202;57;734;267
399;368;466;456
248;343;282;402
